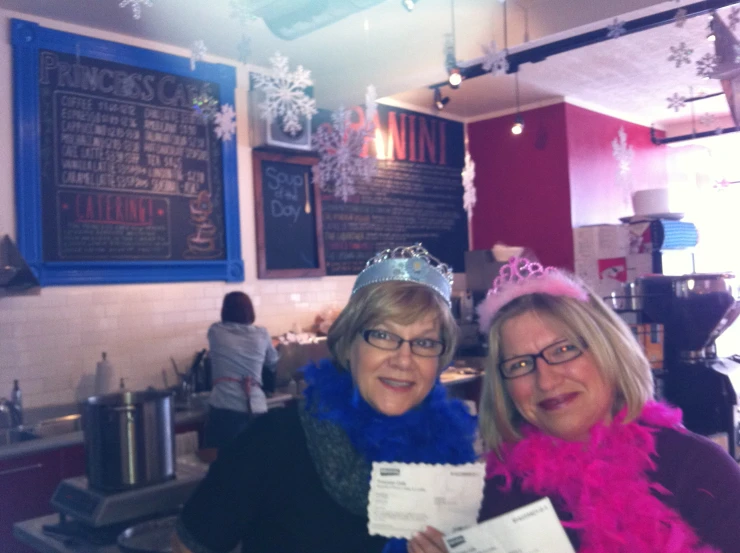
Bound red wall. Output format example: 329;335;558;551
565;103;668;228
468;102;668;272
468;103;574;270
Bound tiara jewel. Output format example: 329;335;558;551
477;256;588;333
352;243;453;305
491;258;551;294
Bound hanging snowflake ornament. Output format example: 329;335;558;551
190;40;207;71
699;112;716;128
606;19;626;39
696;53;717;78
667;92;686;112
674;8;688;28
311;165;322;189
312;107;376;202
729;6;740;31
365;85;378;129
229;0;258;25
214;104;237;141
461;152;476;218
237;35;251;64
119;0;153;20
481;41;509;76
612;126;634;177
668;42;693;68
192;93;220;123
252;52;318;137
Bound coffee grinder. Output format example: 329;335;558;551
638;273;740;459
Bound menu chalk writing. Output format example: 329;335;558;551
252;150;325;278
13;19;243;285
39;49;224;261
320;104;467;275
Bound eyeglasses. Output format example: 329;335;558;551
361;329;446;358
499;338;587;379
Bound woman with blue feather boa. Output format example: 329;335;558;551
174;244;478;553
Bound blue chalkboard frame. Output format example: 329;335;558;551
11;19;243;285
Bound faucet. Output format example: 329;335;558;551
0;398;22;429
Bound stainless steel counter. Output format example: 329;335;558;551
15;514;120;553
0;392;295;461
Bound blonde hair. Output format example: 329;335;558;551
327;281;458;372
479;289;653;454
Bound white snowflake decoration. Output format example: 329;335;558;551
252;52;318;137
192;93;219;123
699;112;715;127
237;35;251;64
312;107;376;202
481;41;509;76
119;0;152;20
365;85;378;129
190;40;207;71
730;6;740;31
734;44;740;64
668;42;693;68
606;19;626;39
667;93;686;112
461;152;476;218
612;127;634;177
214;104;236;141
230;0;258;25
674;8;688;28
696;53;717;78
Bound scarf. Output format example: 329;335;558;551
302;359;478;553
485;401;720;553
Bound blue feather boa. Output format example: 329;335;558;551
303;359;478;553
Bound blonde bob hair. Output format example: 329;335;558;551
479;288;653;454
327;281;458;373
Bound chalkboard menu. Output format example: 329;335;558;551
12;19;243;285
320;104;468;275
252;150;325;278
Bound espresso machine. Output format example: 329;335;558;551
638;273;740;459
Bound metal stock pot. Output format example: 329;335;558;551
83;389;175;492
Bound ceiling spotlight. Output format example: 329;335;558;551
511;114;524;135
401;0;419;12
448;67;462;88
434;88;450;110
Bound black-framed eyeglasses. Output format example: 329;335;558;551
361;329;446;358
499;338;587;379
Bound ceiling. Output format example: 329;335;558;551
0;0;737;135
390;1;738;135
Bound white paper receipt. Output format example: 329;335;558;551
367;461;485;539
442;497;575;553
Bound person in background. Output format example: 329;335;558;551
409;257;740;553
174;244;477;553
204;291;279;450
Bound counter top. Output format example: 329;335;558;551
0;392;295;461
15;514;120;553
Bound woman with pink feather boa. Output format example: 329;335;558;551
409;258;740;553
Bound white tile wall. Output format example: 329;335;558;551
0;277;355;409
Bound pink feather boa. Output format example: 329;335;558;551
485;402;720;553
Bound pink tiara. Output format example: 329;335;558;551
477;257;589;333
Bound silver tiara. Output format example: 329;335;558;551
351;244;454;305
